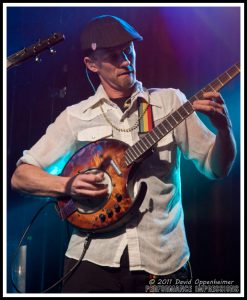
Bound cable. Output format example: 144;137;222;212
10;200;57;293
11;199;92;293
42;233;91;293
85;67;96;93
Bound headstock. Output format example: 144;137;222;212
7;32;65;70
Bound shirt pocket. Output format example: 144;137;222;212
156;133;174;162
77;125;113;142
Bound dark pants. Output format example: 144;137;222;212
62;247;190;293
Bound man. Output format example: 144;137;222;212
11;15;236;293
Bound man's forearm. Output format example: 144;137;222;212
210;127;237;178
11;163;69;197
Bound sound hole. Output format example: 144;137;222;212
75;168;112;214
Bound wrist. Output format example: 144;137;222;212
217;125;233;136
54;176;71;197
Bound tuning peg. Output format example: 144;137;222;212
35;55;42;63
49;47;56;54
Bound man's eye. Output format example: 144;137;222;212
108;53;119;60
105;46;133;61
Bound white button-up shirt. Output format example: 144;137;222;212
17;81;217;275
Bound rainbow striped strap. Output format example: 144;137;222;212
137;97;154;133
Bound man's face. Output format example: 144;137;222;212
91;42;137;93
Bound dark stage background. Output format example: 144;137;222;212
6;6;241;293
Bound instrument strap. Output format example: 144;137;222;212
56;199;77;220
137;96;154;133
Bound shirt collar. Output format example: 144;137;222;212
80;85;108;113
81;81;161;113
134;83;161;108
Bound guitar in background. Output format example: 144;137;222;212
7;32;65;70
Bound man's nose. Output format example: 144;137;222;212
119;51;130;66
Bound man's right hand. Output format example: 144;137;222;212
65;172;109;199
11;163;108;199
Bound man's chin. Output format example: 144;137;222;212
120;76;136;91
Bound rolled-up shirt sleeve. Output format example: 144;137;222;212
173;89;218;180
17;108;76;169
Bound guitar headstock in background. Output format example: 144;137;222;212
7;32;65;70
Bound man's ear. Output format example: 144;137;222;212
84;57;98;73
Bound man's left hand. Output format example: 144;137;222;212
192;91;232;131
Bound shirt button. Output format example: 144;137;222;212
92;136;95;139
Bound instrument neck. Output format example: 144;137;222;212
124;62;240;167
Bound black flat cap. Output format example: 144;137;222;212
80;15;143;52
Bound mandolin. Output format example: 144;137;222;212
56;62;240;234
